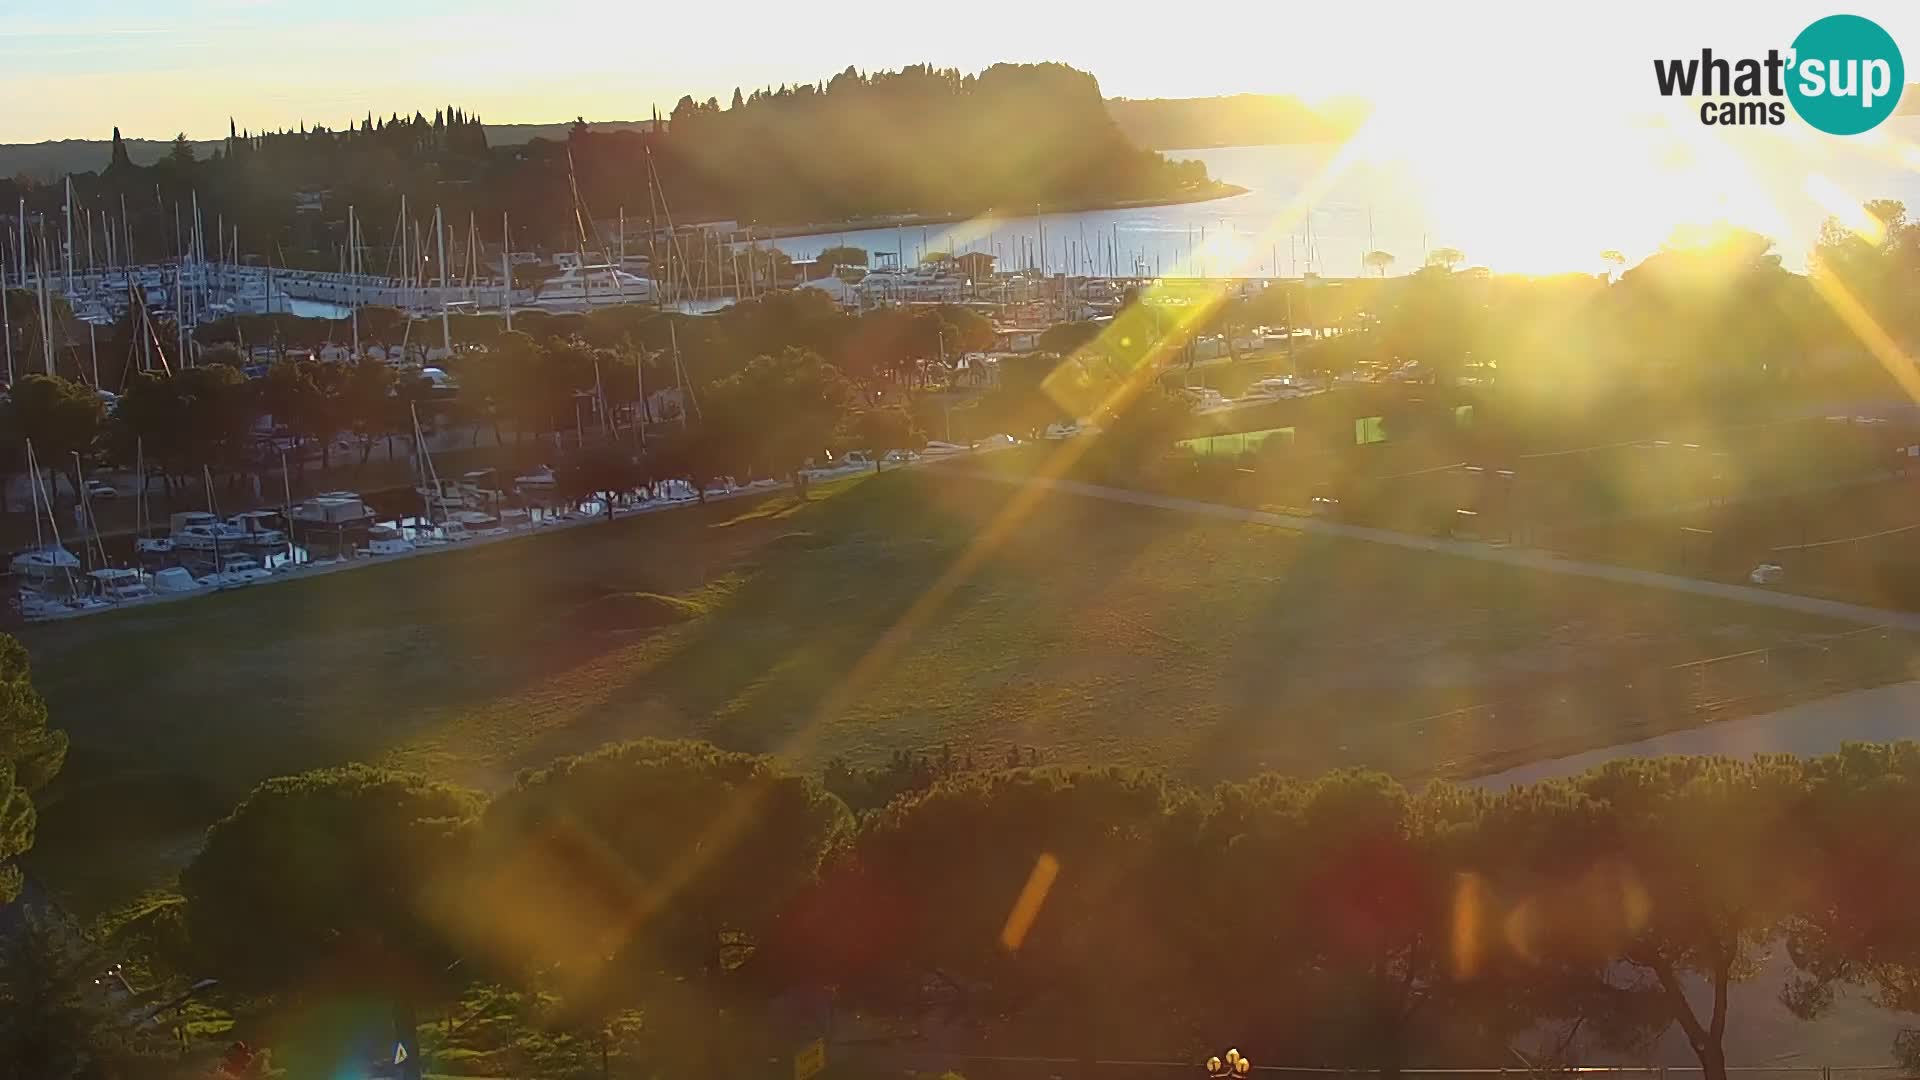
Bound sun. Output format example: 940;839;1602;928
1332;83;1860;275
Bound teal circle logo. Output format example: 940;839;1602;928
1787;14;1904;135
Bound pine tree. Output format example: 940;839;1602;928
0;912;165;1077
0;635;64;905
731;87;745;110
107;127;131;172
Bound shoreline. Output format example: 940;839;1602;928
746;182;1251;244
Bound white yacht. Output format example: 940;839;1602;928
513;465;558;491
528;265;656;310
459;470;508;507
86;567;152;603
150;567;205;594
366;524;415;556
227;510;288;546
13;589;105;620
198;552;272;588
169;511;249;551
290;492;375;530
10;545;82;581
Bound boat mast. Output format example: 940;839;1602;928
63;176;75;296
25;439;44;552
501;211;513;331
348;205;360;358
645;149;663;311
203;464;221;572
435;205;450;357
35;239;55;374
397;194;408;309
411;403;439;529
74;451;104;572
466;211;478;310
281;452;295;565
31;442;79;598
2;230;12;383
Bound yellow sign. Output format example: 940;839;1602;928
794;1038;826;1080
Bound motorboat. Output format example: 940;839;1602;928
417;478;470;515
513;465;558;491
14;589;75;620
134;536;175;556
13;588;106;620
150;567;205;594
10;545;81;581
366;524;415;556
290;492;375;530
459;470;509;507
86;567;152;603
169;512;249;551
198;552;273;588
528;265;657;310
227;510;288;546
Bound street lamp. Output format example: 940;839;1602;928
1207;1049;1252;1080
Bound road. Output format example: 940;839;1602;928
965;469;1920;631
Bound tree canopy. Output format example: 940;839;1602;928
179;764;482;997
0;635;63;905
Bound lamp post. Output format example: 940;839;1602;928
1207;1049;1252;1080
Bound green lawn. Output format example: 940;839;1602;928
20;468;1898;912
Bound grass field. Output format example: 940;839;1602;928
20;467;1905;912
1546;472;1920;610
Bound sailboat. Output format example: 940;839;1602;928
10;441;82;583
72;460;152;604
11;441;102;619
409;404;494;543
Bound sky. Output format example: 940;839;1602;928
3;0;1918;143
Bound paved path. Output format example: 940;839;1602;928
1471;678;1920;788
964;470;1920;631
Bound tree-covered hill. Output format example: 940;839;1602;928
0;63;1226;270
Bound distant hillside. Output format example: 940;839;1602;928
0;97;1362;179
14;81;1905;182
1104;94;1370;149
0;120;660;181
